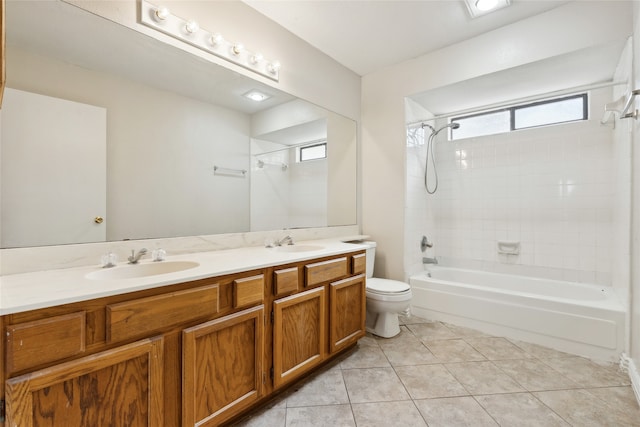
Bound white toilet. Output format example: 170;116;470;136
362;241;412;338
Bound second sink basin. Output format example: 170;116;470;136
86;261;200;280
274;245;325;253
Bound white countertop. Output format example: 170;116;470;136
0;239;368;315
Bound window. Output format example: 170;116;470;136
298;142;327;162
451;93;588;140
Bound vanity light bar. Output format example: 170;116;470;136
140;0;281;81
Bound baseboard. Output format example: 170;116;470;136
620;353;640;405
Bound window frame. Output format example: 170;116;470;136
297;141;327;163
451;93;588;140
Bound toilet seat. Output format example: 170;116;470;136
366;278;412;302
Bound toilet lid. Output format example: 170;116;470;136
367;278;410;294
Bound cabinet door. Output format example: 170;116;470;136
182;305;264;427
273;286;326;388
5;336;163;427
330;274;366;354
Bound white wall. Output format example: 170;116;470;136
629;0;640;395
362;1;633;280
406;88;615;285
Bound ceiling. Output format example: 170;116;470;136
243;0;571;76
245;0;629;116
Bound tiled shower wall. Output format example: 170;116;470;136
405;87;617;285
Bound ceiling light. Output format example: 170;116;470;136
267;61;281;75
464;0;510;18
210;33;224;46
185;20;199;34
476;0;499;11
154;6;170;21
232;43;244;55
140;0;280;81
243;90;271;102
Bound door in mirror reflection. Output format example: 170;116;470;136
1;88;106;247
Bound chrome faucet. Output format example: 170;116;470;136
275;235;294;246
422;257;438;265
128;248;148;264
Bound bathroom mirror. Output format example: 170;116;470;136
0;0;357;248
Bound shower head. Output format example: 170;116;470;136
429;122;460;138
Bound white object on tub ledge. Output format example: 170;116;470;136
497;240;520;255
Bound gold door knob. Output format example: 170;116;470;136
94;216;104;224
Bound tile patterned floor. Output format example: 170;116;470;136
234;316;639;426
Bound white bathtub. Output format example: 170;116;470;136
409;267;626;362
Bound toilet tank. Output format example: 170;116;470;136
360;241;376;279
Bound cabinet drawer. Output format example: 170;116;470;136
107;284;218;343
6;311;86;374
352;253;366;275
305;257;349;287
274;267;299;296
233;275;264;308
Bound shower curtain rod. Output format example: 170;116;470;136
406;80;626;128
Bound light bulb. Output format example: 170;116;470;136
267;60;281;74
232;43;244;55
155;6;170;21
475;0;499;11
250;53;264;65
185;20;199;34
210;33;224;46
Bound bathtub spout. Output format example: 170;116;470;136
422;257;438;265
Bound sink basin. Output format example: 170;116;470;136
274;245;325;253
86;261;200;280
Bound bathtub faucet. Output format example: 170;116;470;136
422;257;438;265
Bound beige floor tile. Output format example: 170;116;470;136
475;392;569;426
285;404;355;427
399;314;432;325
540;356;631;387
339;343;390;369
414;396;498;427
585;386;640;419
380;340;439;366
407;322;458;341
375;325;422;345
492;359;578;391
465;337;534;360
238;316;640;426
235;406;286;427
445;361;525;394
507;339;572;359
351;401;427;427
534;389;639;426
359;333;382;347
342;367;411;403
442;323;490;338
426;338;486;362
286;368;349;407
396;364;469;399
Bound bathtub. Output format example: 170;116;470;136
409;267;626;362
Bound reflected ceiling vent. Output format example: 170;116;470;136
464;0;511;18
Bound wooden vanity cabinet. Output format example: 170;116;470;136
5;336;164;427
329;274;366;354
271;251;366;391
272;286;327;388
183;305;264;426
0;250;366;427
